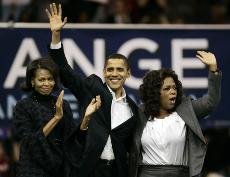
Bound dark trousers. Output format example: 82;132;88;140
138;165;189;177
92;159;117;177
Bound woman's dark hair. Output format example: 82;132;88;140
139;68;183;119
20;57;60;92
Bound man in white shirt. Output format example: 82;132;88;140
46;3;140;177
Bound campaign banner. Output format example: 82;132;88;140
0;23;229;137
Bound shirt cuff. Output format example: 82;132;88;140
50;42;61;49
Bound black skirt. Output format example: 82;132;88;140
138;165;189;177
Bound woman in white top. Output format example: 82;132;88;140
129;51;222;177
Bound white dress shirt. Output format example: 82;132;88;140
100;85;133;160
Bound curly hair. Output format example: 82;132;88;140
139;68;183;119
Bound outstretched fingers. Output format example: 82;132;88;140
46;3;61;18
53;3;58;15
49;3;55;16
58;4;62;17
63;17;68;26
45;8;51;18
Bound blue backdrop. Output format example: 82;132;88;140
0;24;229;138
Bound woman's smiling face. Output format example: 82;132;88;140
31;68;55;95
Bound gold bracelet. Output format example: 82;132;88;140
81;126;88;131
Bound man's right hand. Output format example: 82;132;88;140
84;96;101;118
80;96;101;130
46;3;67;32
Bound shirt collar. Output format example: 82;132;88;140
106;84;127;102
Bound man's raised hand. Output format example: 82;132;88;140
45;3;67;32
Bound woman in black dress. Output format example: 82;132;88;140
13;58;76;177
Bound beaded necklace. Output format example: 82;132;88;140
32;93;56;115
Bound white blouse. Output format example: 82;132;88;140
141;112;188;166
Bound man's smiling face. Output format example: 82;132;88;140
103;58;130;97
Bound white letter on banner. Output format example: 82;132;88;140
118;38;160;89
0;103;5;119
171;39;208;89
4;38;41;88
63;39;105;77
7;95;17;119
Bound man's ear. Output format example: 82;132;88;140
127;69;131;78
